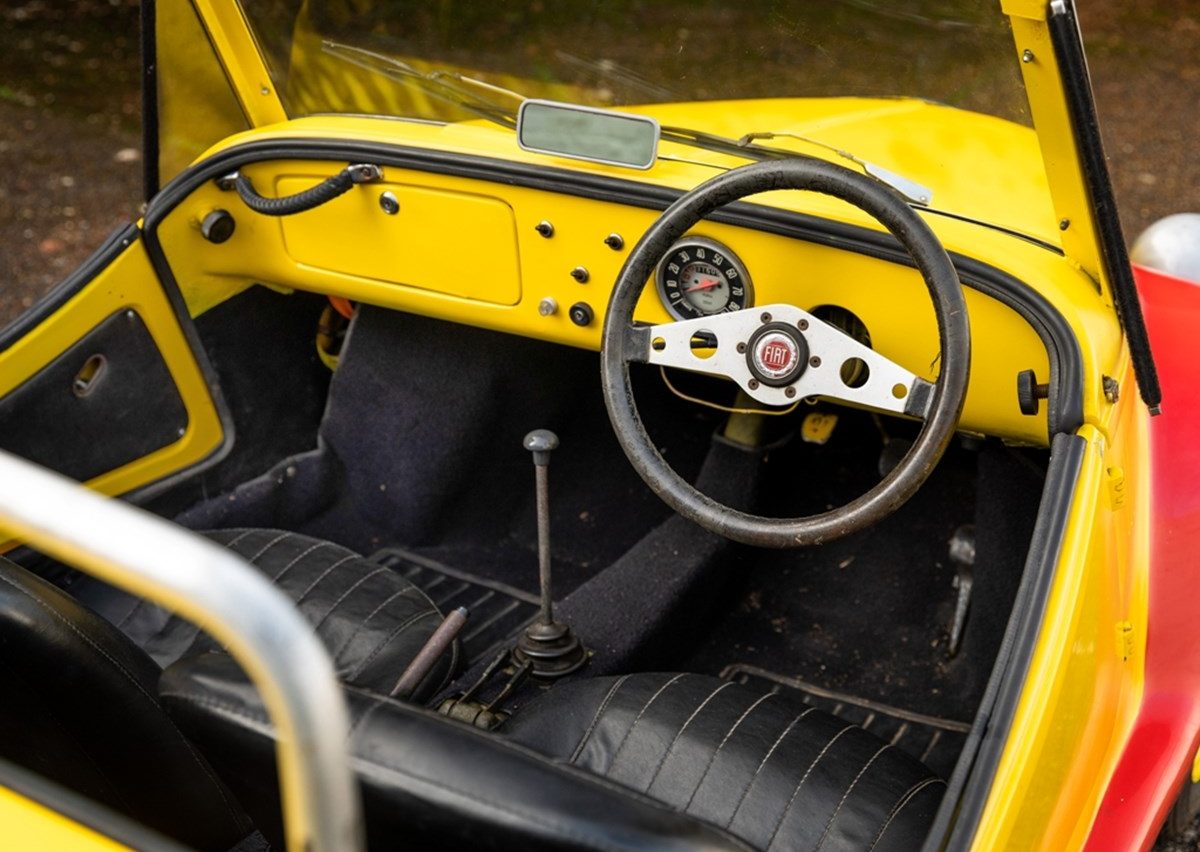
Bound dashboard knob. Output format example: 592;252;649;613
568;302;594;327
200;209;235;244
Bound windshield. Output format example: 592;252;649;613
241;1;1029;125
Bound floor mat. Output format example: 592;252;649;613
372;547;538;669
722;663;969;778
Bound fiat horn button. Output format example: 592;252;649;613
745;322;809;387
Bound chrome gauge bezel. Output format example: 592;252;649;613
654;236;754;321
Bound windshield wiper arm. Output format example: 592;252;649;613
739;131;933;205
321;41;517;129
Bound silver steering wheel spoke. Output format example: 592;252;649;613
642;303;934;417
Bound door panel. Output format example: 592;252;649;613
0;229;227;500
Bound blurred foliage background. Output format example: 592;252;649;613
1;0;1197;327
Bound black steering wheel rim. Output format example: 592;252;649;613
600;158;970;548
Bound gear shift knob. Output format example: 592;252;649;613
523;429;559;466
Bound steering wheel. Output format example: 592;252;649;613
600;158;970;548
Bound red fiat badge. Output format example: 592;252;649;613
753;332;799;380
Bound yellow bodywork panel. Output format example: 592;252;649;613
0;785;130;851
972;360;1150;850
0;240;224;501
1003;0;1109;301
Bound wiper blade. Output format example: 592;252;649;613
553;51;677;101
321;41;518;129
739;131;933;205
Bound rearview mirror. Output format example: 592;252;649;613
517;100;659;170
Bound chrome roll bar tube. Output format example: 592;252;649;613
0;450;363;852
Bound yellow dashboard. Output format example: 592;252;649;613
149;114;1129;449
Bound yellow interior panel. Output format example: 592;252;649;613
0;240;224;500
277;176;522;306
0;785;130;851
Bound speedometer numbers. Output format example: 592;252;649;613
655;237;753;321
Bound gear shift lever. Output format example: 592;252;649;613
513;429;587;678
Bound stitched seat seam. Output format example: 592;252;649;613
310;566;389;631
569;675;631;763
605;673;688;776
866;776;946;852
813;743;891;852
763;723;855;852
294;553;359;605
680;691;774;811
347;607;439;680
724;706;816;829
643;681;738;792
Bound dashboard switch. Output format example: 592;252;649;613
568;302;594;327
1016;369;1049;415
200;209;235;244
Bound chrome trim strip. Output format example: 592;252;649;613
0;450;363;852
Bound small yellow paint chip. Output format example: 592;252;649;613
801;412;838;445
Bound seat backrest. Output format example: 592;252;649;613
0;557;251;851
161;651;751;852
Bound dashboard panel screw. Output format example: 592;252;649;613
1022;49;1035;63
798;319;809;330
1059;218;1070;230
378;191;399;215
571;266;590;283
535;220;555;238
748;379;760;390
810;356;821;367
785;387;797;398
760;312;772;323
737;342;747;354
538;298;558;317
604;233;625;251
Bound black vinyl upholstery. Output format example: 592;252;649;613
68;528;456;700
504;673;945;852
161;652;752;851
0;528;455;849
162;653;943;852
0;556;252;851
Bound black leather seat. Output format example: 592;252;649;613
65;528;457;697
162;656;944;851
0;556;253;851
0;528;456;849
504;673;944;852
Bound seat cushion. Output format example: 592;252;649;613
67;528;456;700
162;652;752;852
502;673;945;852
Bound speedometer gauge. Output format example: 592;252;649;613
655;237;753;321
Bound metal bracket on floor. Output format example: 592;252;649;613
947;524;975;658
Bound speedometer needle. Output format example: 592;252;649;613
686;278;722;292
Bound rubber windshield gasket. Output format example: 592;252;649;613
921;432;1086;851
1048;0;1161;415
141;139;1085;438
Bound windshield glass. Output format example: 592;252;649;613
241;1;1029;125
